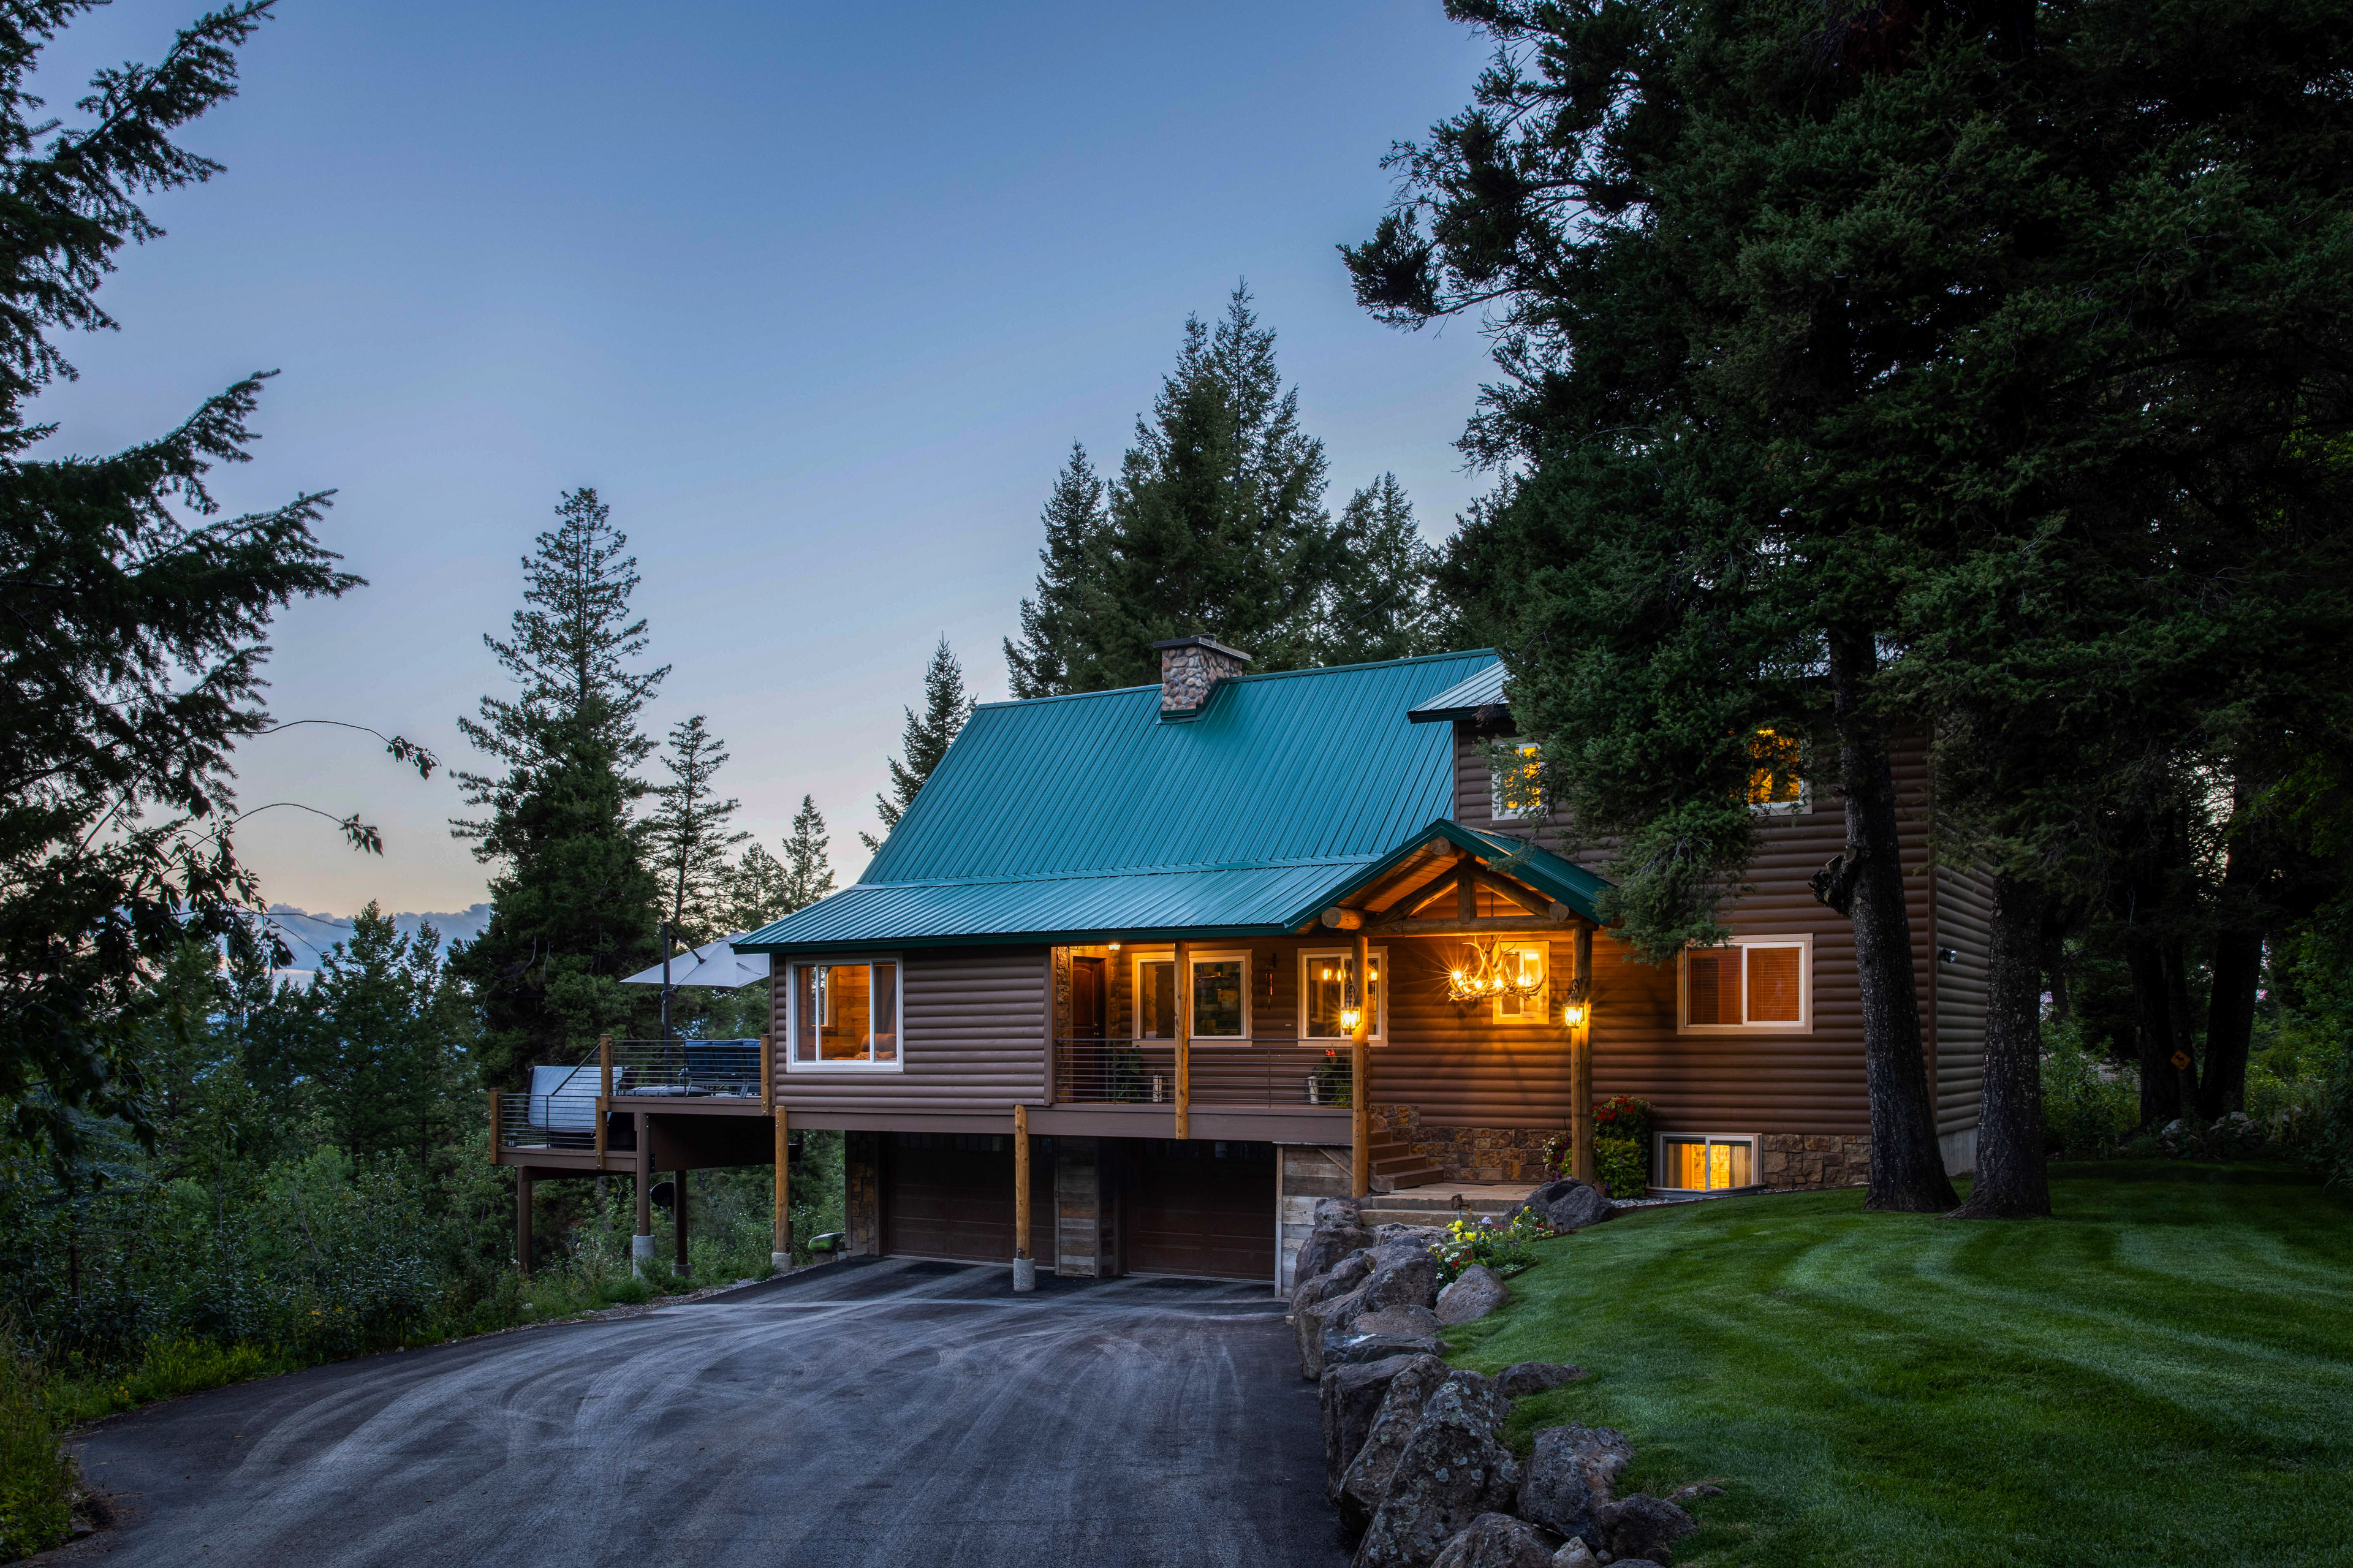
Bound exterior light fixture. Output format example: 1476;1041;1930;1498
1447;939;1549;1005
1340;1007;1362;1033
1108;942;1121;950
1562;998;1589;1027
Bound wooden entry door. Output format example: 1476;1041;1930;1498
1071;956;1107;1099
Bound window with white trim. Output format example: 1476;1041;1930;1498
1490;738;1543;821
1679;934;1811;1032
1493;942;1547;1023
1747;729;1807;815
786;956;903;1067
1300;949;1385;1041
1656;1132;1758;1192
1134;950;1249;1041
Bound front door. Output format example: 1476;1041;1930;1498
1071;956;1107;1099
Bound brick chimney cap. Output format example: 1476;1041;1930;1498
1150;635;1252;662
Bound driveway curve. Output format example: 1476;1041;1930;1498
56;1260;1349;1568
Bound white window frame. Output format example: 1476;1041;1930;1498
1132;947;1251;1045
1749;778;1811;817
1298;947;1388;1043
1489;737;1544;822
1490;941;1551;1025
1652;1131;1762;1194
1677;933;1813;1034
781;954;907;1072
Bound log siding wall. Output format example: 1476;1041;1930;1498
770;945;1048;1114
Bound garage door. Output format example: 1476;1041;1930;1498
1124;1139;1275;1281
881;1133;1055;1266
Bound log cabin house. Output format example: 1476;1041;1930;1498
491;638;1987;1289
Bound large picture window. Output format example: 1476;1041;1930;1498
787;958;901;1067
1135;950;1248;1041
1679;934;1811;1032
1301;949;1385;1040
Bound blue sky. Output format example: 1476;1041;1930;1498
32;1;1498;916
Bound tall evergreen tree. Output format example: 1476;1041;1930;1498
450;490;668;1083
298;906;468;1170
724;795;838;932
1004;444;1113;700
862;638;974;852
1316;472;1444;665
0;2;422;1158
647;715;746;945
1346;0;2353;1215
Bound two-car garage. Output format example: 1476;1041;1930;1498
877;1132;1276;1281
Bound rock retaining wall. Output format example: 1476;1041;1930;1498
1376;1105;1876;1192
1759;1133;1870;1189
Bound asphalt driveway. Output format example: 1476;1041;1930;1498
55;1259;1348;1568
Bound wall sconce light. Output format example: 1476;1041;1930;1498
1340;1007;1362;1033
1562;998;1589;1028
1108;942;1121;950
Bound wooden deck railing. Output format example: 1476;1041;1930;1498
1051;1037;1354;1108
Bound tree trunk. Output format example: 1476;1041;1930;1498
1950;873;2050;1218
2197;828;2267;1120
2041;928;2071;1026
1825;635;1958;1213
2163;942;2200;1115
2124;930;2181;1128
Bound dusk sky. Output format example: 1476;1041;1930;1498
34;1;1499;922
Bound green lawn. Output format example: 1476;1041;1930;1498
1450;1162;2353;1568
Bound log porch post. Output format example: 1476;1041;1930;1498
1569;925;1597;1186
515;1165;533;1276
1351;930;1372;1199
771;1105;791;1270
1012;1102;1035;1291
632;1110;654;1276
1173;938;1191;1140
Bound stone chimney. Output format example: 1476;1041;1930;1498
1153;635;1251;716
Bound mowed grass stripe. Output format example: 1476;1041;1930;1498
1447;1162;2352;1568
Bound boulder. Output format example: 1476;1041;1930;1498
1316;1196;1363;1225
1435;1264;1510;1325
1548;1540;1598;1568
1496;1362;1584;1399
1593;1494;1696;1564
1515;1424;1634;1545
1321;1355;1423;1501
1298;1222;1379;1287
1354;1304;1444;1338
1352;1382;1523;1568
1298;1284;1370;1379
1360;1246;1442;1315
1336;1354;1453;1534
1374;1222;1450;1249
1512;1178;1618;1234
1326;1333;1444;1371
1293;1248;1377;1319
1428;1513;1561;1568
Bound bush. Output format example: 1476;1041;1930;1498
2041;1025;2137;1156
0;1329;69;1563
1594;1135;1648;1199
1433;1209;1548;1285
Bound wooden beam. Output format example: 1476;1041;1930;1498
1014;1102;1032;1262
1173;939;1191;1140
1457;853;1478;922
634;1112;653;1240
1468;863;1555;918
759;1034;773;1112
488;1089;501;1160
1351;930;1371;1199
1570;925;1596;1186
1365;917;1582;936
771;1106;790;1267
515;1164;533;1276
1368;863;1464;926
1319;907;1365;930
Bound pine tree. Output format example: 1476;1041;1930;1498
1316;473;1444;665
1004;444;1112;700
721;796;839;933
300;906;468;1170
450;490;669;1083
863;638;974;851
647;715;746;945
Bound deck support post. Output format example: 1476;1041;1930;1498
515;1165;533;1276
1012;1103;1035;1292
1173;939;1191;1141
632;1112;654;1276
673;1167;690;1274
1569;925;1597;1186
488;1089;501;1161
596;1036;613;1168
771;1105;790;1271
1351;931;1372;1199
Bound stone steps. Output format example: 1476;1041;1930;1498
1355;1183;1543;1229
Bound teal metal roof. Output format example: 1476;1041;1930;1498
1408;659;1508;723
738;651;1516;953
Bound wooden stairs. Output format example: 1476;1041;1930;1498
1367;1133;1446;1194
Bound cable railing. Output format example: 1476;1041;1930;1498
1052;1037;1355;1108
493;1039;768;1153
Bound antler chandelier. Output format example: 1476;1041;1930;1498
1446;939;1547;1004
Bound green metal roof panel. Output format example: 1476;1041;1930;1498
1407;659;1507;723
737;651;1510;952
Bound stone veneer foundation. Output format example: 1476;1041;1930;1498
1374;1105;1874;1192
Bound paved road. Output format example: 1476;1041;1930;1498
56;1260;1349;1568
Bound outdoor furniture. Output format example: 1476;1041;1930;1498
525;1062;626;1146
681;1039;762;1097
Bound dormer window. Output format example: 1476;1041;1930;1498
1490;738;1544;821
1748;729;1806;814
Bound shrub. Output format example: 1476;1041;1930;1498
1594;1135;1648;1199
1432;1209;1548;1285
0;1329;69;1563
2041;1025;2137;1155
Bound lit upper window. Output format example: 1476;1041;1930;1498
1491;739;1544;821
1748;729;1805;813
